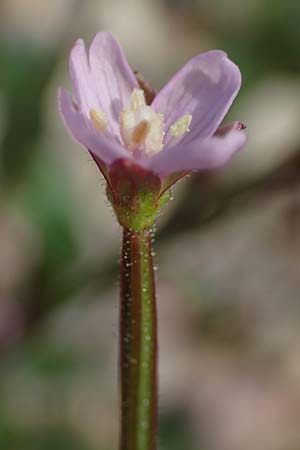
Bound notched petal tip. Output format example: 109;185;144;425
88;31;127;65
73;37;85;48
69;38;88;65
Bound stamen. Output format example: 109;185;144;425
90;108;107;132
170;115;192;138
131;89;146;110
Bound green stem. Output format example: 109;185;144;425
119;227;158;450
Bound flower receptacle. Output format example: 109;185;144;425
106;158;170;231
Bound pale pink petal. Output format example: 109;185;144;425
152;51;241;147
69;33;138;141
69;38;95;117
88;32;139;135
147;122;246;176
58;88;130;164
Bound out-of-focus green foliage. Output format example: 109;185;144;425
0;422;93;450
0;42;59;185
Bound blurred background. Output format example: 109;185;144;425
1;0;300;449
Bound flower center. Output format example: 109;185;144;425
119;89;164;155
89;88;192;156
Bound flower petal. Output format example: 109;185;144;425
69;38;95;117
88;32;139;133
147;121;246;176
69;33;138;141
58;88;130;165
152;51;241;146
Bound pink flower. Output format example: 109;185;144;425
58;32;246;219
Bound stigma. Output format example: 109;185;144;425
119;89;164;155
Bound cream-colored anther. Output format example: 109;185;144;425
89;108;107;132
170;115;192;138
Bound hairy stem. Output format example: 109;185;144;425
119;227;158;450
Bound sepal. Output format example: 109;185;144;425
107;158;170;230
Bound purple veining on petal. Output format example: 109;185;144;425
152;51;241;148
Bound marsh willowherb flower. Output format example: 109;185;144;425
58;32;247;450
59;32;246;229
